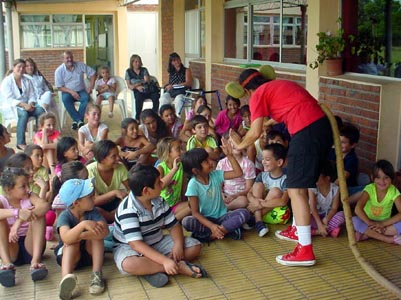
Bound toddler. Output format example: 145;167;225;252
95;65;116;118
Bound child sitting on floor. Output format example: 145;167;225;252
352;159;401;244
33;112;60;176
113;164;206;288
181;142;250;242
0;167;49;287
78;104;109;161
247;143;290;237
115;118;154;170
156;137;190;221
55;178;109;299
186;115;220;161
309;162;344;238
159;104;183;139
216;135;256;210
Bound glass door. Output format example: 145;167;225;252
85;15;114;74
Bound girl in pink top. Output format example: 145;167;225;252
33;112;60;176
216;136;256;210
214;96;242;138
0;167;50;287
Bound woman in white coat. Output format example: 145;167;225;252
1;59;45;149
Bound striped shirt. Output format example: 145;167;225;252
113;192;178;246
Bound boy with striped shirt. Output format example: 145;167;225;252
113;164;207;288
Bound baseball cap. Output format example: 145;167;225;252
59;178;95;207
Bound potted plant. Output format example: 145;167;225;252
309;20;354;75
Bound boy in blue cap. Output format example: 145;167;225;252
55;178;109;300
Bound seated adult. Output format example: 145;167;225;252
55;51;96;130
159;52;192;116
0;58;45;150
25;57;54;111
125;54;160;120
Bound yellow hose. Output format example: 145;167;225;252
320;103;401;299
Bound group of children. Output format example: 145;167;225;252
1;74;401;300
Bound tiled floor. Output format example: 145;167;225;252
2;104;401;299
1;225;401;300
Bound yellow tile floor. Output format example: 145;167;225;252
2;105;401;299
1;225;401;300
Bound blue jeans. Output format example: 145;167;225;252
61;90;90;123
16;105;45;145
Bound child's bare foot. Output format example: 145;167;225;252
177;261;207;278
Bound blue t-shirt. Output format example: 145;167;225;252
185;170;227;219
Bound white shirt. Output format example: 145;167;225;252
1;73;37;107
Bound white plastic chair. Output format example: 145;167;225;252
0;99;36;142
129;76;160;118
58;90;81;128
93;75;128;119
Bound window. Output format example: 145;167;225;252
20;14;84;49
224;0;308;64
185;0;205;61
349;0;401;78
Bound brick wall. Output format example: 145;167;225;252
160;0;174;85
319;78;380;172
21;49;84;86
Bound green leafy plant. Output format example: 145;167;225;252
309;20;354;69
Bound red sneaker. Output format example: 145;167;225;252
275;226;298;242
276;243;316;266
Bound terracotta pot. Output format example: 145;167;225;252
325;58;343;76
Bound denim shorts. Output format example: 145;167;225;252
113;235;200;275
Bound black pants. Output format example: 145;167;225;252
133;90;160;119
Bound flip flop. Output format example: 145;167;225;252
0;264;16;287
184;261;208;278
30;263;48;281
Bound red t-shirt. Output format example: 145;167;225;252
250;80;324;135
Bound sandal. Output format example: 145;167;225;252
184;261;208;278
0;264;16;287
30;263;48;281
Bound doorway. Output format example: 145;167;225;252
85;15;114;74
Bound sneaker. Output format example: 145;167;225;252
89;271;105;295
275;226;298;242
255;221;269;237
226;228;242;240
330;227;341;238
276;243;316;267
71;122;78;130
242;215;256;230
78;121;84;128
59;274;77;300
191;232;211;244
142;273;169;288
108;111;113;118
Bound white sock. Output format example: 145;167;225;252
292;216;296;227
296;225;311;246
